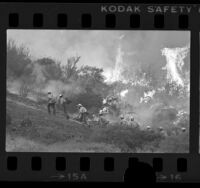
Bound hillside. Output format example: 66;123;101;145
6;94;120;152
6;93;189;153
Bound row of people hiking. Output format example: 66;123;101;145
47;91;139;127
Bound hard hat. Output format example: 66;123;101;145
181;127;186;131
120;115;124;119
159;127;163;130
77;104;82;107
59;94;63;97
48;91;51;94
147;126;151;129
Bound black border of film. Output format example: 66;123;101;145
0;3;199;183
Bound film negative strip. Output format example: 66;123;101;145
0;2;200;183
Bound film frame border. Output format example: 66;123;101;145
0;3;199;182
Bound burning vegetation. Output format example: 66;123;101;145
6;33;190;152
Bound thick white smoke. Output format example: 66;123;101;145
43;80;85;98
120;89;129;98
7;80;22;94
31;63;46;84
161;45;190;87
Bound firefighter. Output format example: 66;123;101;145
107;96;113;106
129;116;139;128
98;109;109;127
146;126;155;134
181;127;186;133
171;126;179;136
102;106;109;114
98;109;104;126
59;94;70;119
146;126;151;131
47;91;56;115
77;104;88;124
92;114;98;122
120;114;126;126
158;127;167;137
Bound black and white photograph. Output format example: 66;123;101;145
6;30;190;153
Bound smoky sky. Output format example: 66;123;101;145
7;30;190;78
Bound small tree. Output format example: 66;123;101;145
7;39;32;79
19;78;33;98
36;58;63;81
62;56;80;81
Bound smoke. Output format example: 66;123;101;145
103;42;190;127
31;63;46;84
7;80;22;94
7;30;121;70
140;90;156;103
42;80;85;98
7;30;190;91
161;45;190;87
7;30;190;128
120;89;129;98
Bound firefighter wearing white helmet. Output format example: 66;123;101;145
77;104;88;124
47;91;56;115
120;114;126;126
58;94;71;119
102;107;109;114
146;125;156;134
181;127;186;132
129;116;139;128
146;126;152;131
98;109;105;126
159;126;167;137
99;109;103;116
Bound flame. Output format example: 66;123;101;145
130;72;150;87
111;46;124;82
120;89;128;98
161;45;189;87
102;98;107;104
140;90;156;103
105;45;127;84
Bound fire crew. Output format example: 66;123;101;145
181;127;186;133
47;91;56;115
77;104;88;124
158;127;167;137
59;94;71;119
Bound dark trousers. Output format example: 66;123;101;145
47;103;56;115
80;113;87;124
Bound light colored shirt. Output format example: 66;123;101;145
48;93;53;99
59;97;66;105
48;93;56;103
79;106;87;113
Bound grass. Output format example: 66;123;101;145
6;94;189;153
6;96;120;152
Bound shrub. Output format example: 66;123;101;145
156;131;189;153
7;39;32;79
89;124;163;152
